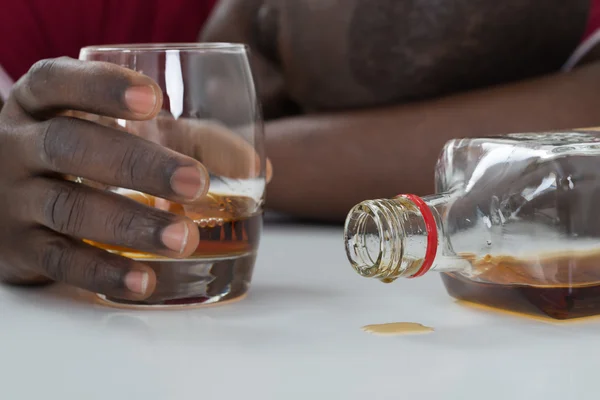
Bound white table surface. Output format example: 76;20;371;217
1;220;600;400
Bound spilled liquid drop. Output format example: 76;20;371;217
362;322;434;336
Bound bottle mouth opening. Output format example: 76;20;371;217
344;195;439;281
344;200;404;280
345;210;384;275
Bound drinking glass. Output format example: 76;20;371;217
79;44;265;308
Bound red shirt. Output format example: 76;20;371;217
585;0;600;39
0;0;598;98
0;0;217;81
563;0;600;70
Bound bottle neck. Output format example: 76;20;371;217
344;193;454;281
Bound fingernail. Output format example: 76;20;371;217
124;85;157;115
161;221;189;254
124;270;150;295
170;166;207;200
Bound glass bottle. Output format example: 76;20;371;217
344;130;600;320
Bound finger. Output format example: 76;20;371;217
22;179;200;258
11;57;162;119
177;120;262;180
60;110;124;131
24;228;157;300
24;116;209;202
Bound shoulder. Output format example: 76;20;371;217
0;0;217;94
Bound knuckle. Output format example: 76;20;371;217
39;117;85;170
37;235;122;291
82;258;121;292
39;236;73;282
107;209;139;248
22;58;64;101
29;58;58;80
43;184;87;235
114;145;156;188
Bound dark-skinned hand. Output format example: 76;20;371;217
0;57;221;301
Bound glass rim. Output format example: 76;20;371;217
80;42;248;53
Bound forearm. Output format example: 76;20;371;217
265;62;600;222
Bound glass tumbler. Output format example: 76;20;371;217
79;44;265;308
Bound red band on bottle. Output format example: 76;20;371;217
398;194;438;278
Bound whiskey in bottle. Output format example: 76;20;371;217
345;131;600;319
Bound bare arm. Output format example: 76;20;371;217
265;62;600;222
